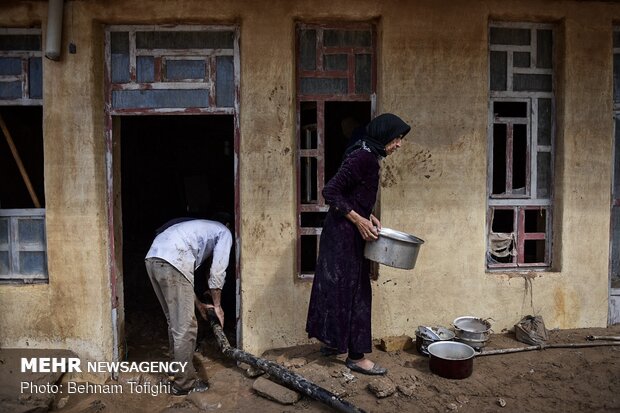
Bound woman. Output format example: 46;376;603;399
306;113;411;375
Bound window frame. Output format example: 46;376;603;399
0;208;48;283
295;22;376;279
486;21;555;270
0;28;43;106
0;28;47;283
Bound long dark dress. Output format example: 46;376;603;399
306;148;380;354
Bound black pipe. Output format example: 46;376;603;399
205;309;365;413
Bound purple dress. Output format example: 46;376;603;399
306;148;380;354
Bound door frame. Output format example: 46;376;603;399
103;24;242;361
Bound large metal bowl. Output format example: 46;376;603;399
364;227;424;270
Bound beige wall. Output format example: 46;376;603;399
0;0;617;362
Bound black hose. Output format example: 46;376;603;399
205;309;365;413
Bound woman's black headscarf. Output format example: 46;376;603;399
344;113;411;158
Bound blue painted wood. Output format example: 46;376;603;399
216;56;234;107
166;59;205;81
111;54;130;83
112;89;209;109
0;57;21;75
0;81;21;99
136;56;155;83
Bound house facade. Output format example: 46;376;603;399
1;0;618;373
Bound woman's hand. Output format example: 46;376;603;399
346;210;379;241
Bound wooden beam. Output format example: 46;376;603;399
0;113;41;208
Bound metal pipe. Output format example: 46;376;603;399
586;335;620;341
476;341;620;356
45;0;64;60
206;309;365;413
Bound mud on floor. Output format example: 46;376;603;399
2;325;620;413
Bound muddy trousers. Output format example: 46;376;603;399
145;258;198;391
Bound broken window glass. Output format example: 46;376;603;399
492;123;507;195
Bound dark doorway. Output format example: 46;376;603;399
120;115;236;361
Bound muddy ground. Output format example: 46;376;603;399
2;317;620;413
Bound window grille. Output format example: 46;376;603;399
106;26;237;113
0;28;42;106
487;22;555;269
296;23;375;278
0;209;47;282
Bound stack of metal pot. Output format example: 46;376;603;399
415;326;455;355
452;316;492;350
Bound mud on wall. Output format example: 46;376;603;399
0;0;617;364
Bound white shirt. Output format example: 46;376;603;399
145;219;232;289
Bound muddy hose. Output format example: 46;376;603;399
205;309;366;413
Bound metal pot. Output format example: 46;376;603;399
415;326;455;356
427;341;475;379
456;336;488;350
453;316;492;341
363;227;424;270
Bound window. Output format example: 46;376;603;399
0;28;47;282
106;26;236;113
296;23;375;278
487;23;554;269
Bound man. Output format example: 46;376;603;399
145;218;232;395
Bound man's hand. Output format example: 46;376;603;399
206;304;225;328
195;300;209;321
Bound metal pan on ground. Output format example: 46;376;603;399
364;227;424;270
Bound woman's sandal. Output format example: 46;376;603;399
345;358;388;375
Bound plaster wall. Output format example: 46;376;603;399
0;0;617;361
